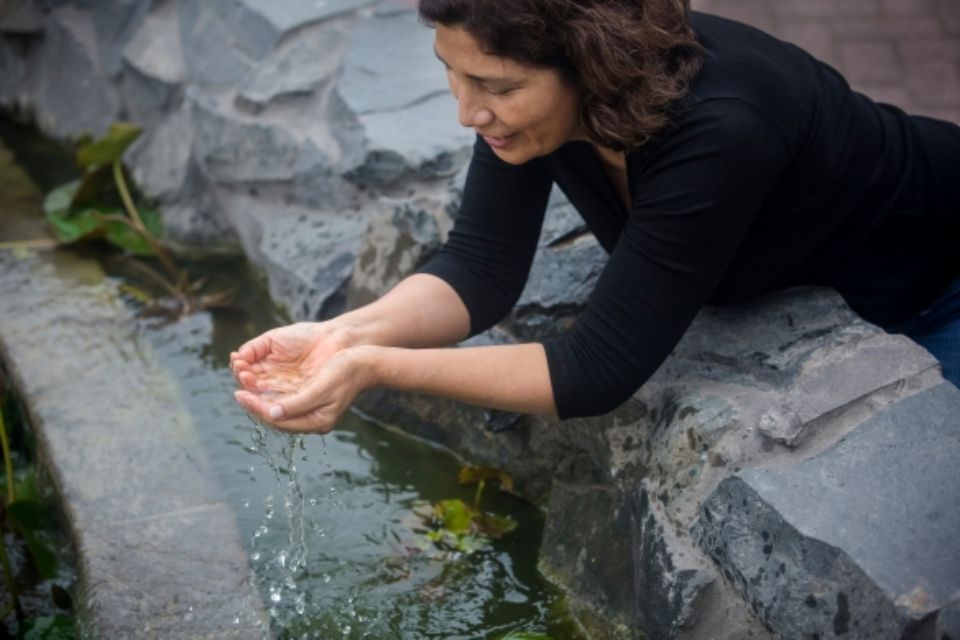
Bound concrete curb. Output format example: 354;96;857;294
0;250;268;639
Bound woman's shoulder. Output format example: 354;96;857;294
682;12;828;142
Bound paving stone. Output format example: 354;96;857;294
838;40;903;84
0;252;268;638
696;382;960;639
905;60;960;107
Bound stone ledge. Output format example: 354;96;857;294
0;252;268;639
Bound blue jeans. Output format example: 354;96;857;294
883;275;960;387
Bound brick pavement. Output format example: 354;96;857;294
692;0;960;123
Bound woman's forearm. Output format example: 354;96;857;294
334;273;472;349
365;342;558;417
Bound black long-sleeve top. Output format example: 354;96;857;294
418;12;960;419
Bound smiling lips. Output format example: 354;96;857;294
481;133;516;149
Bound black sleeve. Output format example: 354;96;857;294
544;99;791;418
417;135;554;335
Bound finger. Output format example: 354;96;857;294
236;370;260;392
264;379;334;422
234;390;335;434
236;333;275;365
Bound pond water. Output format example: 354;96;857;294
0;117;583;640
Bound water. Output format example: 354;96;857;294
0;117;582;639
144;309;578;639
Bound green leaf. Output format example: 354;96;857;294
8;500;59;579
103;215;154;256
457;465;514;492
70;163;121;211
22;613;75;640
42;181;79;219
435;499;473;534
76;122;142;168
21;528;58;579
7;500;52;530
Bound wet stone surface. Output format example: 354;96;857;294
0;252;268;639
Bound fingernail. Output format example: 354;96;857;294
268;405;284;420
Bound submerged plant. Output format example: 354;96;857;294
410;465;518;556
41;122;232;320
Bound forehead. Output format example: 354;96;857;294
433;24;531;78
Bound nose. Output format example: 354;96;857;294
454;83;494;129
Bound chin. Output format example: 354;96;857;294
490;141;544;166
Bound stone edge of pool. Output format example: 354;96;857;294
0;251;269;640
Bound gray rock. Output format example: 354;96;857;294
345;198;442;309
89;0;152;77
236;25;344;114
695;382;960;639
539;480;639;640
191;90;317;184
178;0;260;88
0;36;29;106
239;0;374;35
0;252;268;638
0;0;45;34
337;8;448;116
33;6;119;137
229;196;368;320
129;104;194;202
121;0;185;126
337;8;473;188
349;91;473;187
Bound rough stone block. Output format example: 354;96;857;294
33;6;120;137
695;382;960;639
337;8;448;116
345;198;442;309
121;0;185;126
89;0;152;78
240;0;374;35
234;197;368;320
0;252;267;638
236;25;344;114
0;0;44;34
178;0;261;88
337;8;473;187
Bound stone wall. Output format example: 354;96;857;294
2;2;958;639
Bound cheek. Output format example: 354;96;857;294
446;72;459;98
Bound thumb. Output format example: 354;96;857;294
267;382;329;421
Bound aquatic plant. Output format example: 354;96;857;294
42;123;232;319
411;465;518;555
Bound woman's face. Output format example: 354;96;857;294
433;24;586;165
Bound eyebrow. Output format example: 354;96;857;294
433;48;515;85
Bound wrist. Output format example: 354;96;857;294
345;344;388;389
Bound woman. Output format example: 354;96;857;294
231;0;960;433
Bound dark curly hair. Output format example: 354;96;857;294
418;0;704;151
